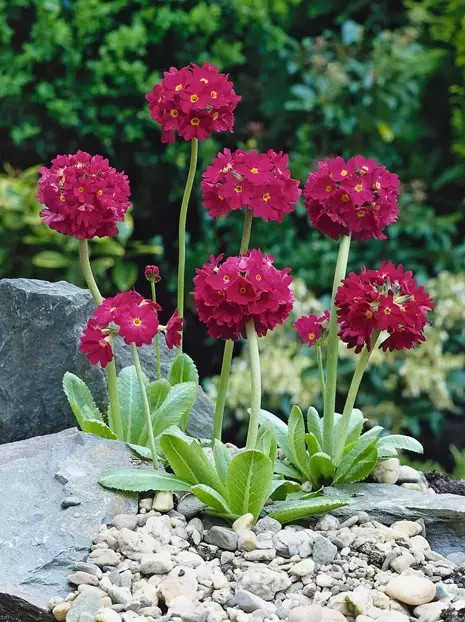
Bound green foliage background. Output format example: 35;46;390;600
1;0;464;454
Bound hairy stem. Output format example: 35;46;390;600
79;240;123;440
177;137;199;349
150;282;161;380
245;320;262;450
322;234;351;456
131;343;159;469
317;345;326;397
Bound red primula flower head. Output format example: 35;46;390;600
193;250;294;341
294;310;330;348
80;290;161;365
201;148;301;222
145;265;161;283
165;309;183;349
36;151;131;239
145;62;241;144
335;261;434;353
304;155;399;240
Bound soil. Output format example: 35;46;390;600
443;608;465;622
424;471;465;496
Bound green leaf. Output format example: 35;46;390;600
334;427;383;484
147;379;171;412
226;450;273;520
112;260;138;291
213;440;231;483
99;468;191;492
81;418;118;440
256;423;277;465
128;443;152;460
269;479;301;501
62;372;103;430
117;366;147;443
309;452;335;485
307;407;323;448
334;409;365;447
305;433;321;457
377;435;423;454
269;496;349;524
32;250;69;268
337;446;378;484
168;353;199;385
160;432;226;494
274;459;306;482
288;406;311;480
151;382;197;439
191;485;231;514
258;409;293;461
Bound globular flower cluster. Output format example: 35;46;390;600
144;265;161;283
193;250;293;340
335;262;434;353
36;151;131;239
304;155;399;240
294;310;330;348
145;62;241;144
201;149;301;221
80;291;160;367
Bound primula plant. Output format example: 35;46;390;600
35;61;433;526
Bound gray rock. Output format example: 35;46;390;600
254;517;282;534
112;514;138;531
328;483;465;555
0;428;139;621
0;278;213;444
177;493;207;520
233;590;276;613
238;567;291;601
205;527;238;551
66;590;102;622
312;535;337;565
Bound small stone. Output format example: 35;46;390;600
139;497;153;511
410;535;431;553
146;515;173;545
376;615;409;622
390;552;415;573
88;548;120;567
397;465;421;483
76;561;103;579
205;526;238;551
385;576;436;606
52;602;71;621
447;552;465;566
96;609;123;622
413;602;448;622
373;458;400;484
152;491;174;512
233;513;255;532
158;566;198;606
177;493;207;519
289;605;347;622
176;550;204;568
62;496;81;508
68;571;100;587
67;591;102;622
401;483;422;491
390;520;422;537
169;595;208;622
140;552;174;574
239;567;291;601
238;529;258;552
316;515;340;531
254;516;282;534
109;585;132;604
316;573;334;587
290;559;315;577
312;535;337;565
234;590;276;614
113;514;138;531
244;549;276;562
346;589;373;616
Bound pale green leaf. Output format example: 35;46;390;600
99;469;191;492
147;379;171;412
269;479;301;501
63;372;103;430
305;432;321;457
268;496;349;524
334;427;383;484
117;366;147;443
168;353;199;385
337;446;378;484
81;418;118;440
257;423;277;465
377;435;423;454
128;443;152;460
288;406;311;480
258;409;293;462
191;485;231;514
274;459;306;482
152;382;197;438
309;452;335;485
226;450;273;520
334;409;365;447
306;407;323;447
213;441;231;483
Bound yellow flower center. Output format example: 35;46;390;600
308;332;316;341
170;109;179;118
212;112;219;120
325;185;332;193
218;194;224;201
97;189;103;196
374;204;381;210
200;77;208;84
255;274;262;281
341;194;349;202
366;310;373;319
190;94;199;103
355;184;363;192
240;287;247;294
375;181;381;189
235;185;243;193
341;169;348;176
357;210;365;217
384;308;391;315
78;186;84;192
60;195;66;202
222;163;233;172
175;84;183;91
223;275;230;282
133;318;142;326
361;166;369;174
262;193;271;201
251;167;259;174
191;117;200;126
210;90;217;99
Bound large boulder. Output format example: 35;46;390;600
0;428;142;621
328;483;465;555
0;278;213;444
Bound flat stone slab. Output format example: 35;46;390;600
0;428;142;621
329;483;465;555
0;278;213;444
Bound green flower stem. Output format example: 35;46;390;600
131;342;159;469
212;208;254;444
333;334;379;466
150;282;161;380
177;137;199;350
79;240;123;440
322;233;351;456
212;339;234;442
245;320;262;450
317;346;326;397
